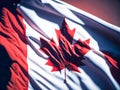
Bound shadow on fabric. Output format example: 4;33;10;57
0;45;13;90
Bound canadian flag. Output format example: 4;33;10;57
0;0;120;90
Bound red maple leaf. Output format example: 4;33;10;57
40;18;91;82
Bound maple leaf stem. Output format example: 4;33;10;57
64;68;67;83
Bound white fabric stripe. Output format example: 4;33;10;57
47;0;120;31
84;50;120;90
24;19;120;90
18;0;120;90
41;0;85;25
18;0;120;54
27;45;102;90
24;20;98;90
20;5;99;48
18;5;60;40
42;0;120;50
18;4;99;50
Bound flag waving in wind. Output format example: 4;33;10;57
0;0;120;90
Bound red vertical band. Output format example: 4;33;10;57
0;7;28;90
